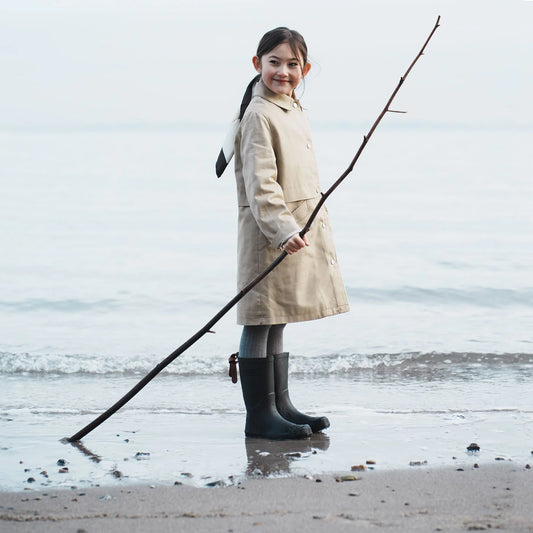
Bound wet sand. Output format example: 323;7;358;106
1;462;531;532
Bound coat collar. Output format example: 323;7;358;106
253;79;302;111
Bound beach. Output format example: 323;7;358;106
1;462;532;532
2;369;533;531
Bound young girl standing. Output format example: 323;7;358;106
218;27;349;439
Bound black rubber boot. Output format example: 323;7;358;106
239;357;312;440
273;352;330;433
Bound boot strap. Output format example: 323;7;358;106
228;352;239;383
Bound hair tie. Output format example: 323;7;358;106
215;75;260;178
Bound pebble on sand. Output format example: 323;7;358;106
335;475;359;482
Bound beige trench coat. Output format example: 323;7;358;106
234;80;349;325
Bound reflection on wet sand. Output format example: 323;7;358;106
62;437;102;464
245;433;330;476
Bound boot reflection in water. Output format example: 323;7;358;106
245;433;330;476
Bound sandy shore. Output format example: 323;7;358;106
1;462;531;532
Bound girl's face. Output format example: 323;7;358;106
252;42;311;97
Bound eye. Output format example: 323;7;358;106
269;59;279;66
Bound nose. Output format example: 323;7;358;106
277;63;289;77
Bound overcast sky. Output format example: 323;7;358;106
1;0;532;129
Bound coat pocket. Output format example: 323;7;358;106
288;199;311;226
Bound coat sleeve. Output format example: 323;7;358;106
239;110;301;249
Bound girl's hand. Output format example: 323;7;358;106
283;233;310;255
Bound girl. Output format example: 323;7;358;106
218;27;349;439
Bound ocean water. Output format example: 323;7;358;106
1;124;532;490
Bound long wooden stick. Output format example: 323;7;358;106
68;16;440;442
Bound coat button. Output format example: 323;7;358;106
322;222;326;229
292;102;298;109
330;258;336;265
306;143;311;149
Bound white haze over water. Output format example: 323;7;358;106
1;0;532;129
1;0;532;361
1;0;532;367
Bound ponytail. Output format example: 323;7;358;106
215;75;260;178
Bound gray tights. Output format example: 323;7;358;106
239;324;286;358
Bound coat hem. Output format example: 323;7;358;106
237;304;350;326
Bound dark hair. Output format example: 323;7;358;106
256;27;308;70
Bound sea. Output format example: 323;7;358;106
1;123;532;491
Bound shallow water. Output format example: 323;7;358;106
2;366;533;492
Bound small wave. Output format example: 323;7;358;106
0;298;119;312
345;286;533;308
1;351;532;376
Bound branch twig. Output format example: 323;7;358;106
68;15;440;443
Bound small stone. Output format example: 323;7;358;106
335;475;358;482
57;459;67;466
348;492;360;497
124;439;129;443
26;477;35;483
525;464;530;469
205;480;225;487
366;460;376;465
467;443;480;452
174;481;183;486
135;452;150;460
495;457;505;461
40;471;48;477
111;470;122;478
99;494;113;500
351;465;366;471
285;452;302;458
315;478;322;483
58;467;69;473
24;468;30;472
180;472;193;478
474;463;479;468
409;460;428;466
457;468;465;471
